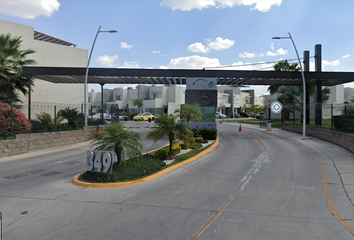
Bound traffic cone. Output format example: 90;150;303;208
239;124;242;132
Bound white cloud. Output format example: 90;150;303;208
323;60;340;67
207;37;235;51
161;55;220;69
225;61;274;71
187;42;210;53
342;54;350;59
259;53;265;57
95;55;118;67
0;0;60;19
160;0;283;12
121;42;133;50
152;50;161;54
239;52;257;58
266;48;288;56
119;61;140;68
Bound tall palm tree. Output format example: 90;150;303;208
91;122;143;165
0;34;36;104
133;99;143;113
174;103;203;123
146;114;194;158
268;60;300;94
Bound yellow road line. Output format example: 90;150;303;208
229;123;354;234
290;138;354;235
193;194;235;238
243;131;267;150
0;142;91;163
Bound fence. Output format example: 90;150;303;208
264;102;354;134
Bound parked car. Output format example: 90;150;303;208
215;112;226;119
92;113;111;121
119;114;128;121
133;112;156;121
233;113;240;118
256;112;265;119
239;112;249;118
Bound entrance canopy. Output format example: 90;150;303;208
23;66;354;86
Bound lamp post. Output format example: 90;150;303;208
84;26;117;126
272;32;306;139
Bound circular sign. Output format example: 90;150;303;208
271;101;283;114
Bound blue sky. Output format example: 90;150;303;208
1;0;354;96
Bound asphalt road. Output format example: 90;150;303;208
1;121;354;239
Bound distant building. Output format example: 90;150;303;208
344;87;354;102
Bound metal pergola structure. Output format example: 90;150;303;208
23;66;354;87
23;66;354;124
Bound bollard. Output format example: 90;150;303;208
267;120;272;132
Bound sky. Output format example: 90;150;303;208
0;0;354;96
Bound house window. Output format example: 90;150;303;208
246;100;249;104
116;95;121;101
153;93;158;99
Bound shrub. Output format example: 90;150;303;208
0;103;31;138
179;143;189;149
154;143;181;159
171;143;181;155
192;128;217;140
79;154;166;183
190;142;203;149
129;112;138;120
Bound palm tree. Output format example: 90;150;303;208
174;103;203;123
268;60;300;94
146;114;194;158
0;34;36;104
133;99;143;113
91;122;143;165
58;107;83;129
268;59;330;107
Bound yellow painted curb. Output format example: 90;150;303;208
72;137;219;188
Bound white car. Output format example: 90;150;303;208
215;112;226;119
92;113;111;121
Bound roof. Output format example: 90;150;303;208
23;67;354;86
34;31;76;47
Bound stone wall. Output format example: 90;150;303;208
185;90;217;107
282;123;354;155
0;126;97;158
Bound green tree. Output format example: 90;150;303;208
174;103;203;123
145;114;194;158
0;34;36;104
133;99;143;113
247;104;263;117
91;122;143;165
268;60;300;94
58;107;83;129
268;59;330;108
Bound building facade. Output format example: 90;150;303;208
0;19;88;118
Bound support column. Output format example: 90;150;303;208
27;75;32;121
100;83;105;124
315;44;322;126
303;50;310;125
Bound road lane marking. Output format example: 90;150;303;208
193;194;235;238
239;152;272;191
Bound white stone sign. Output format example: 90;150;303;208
87;150;117;173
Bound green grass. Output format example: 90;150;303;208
79;141;216;183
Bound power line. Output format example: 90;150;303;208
203;56;315;70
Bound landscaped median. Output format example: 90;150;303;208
72;137;219;188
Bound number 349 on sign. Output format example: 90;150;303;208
87;150;117;173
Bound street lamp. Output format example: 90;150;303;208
84;26;117;126
272;32;306;139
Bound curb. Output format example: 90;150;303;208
72;137;219;188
